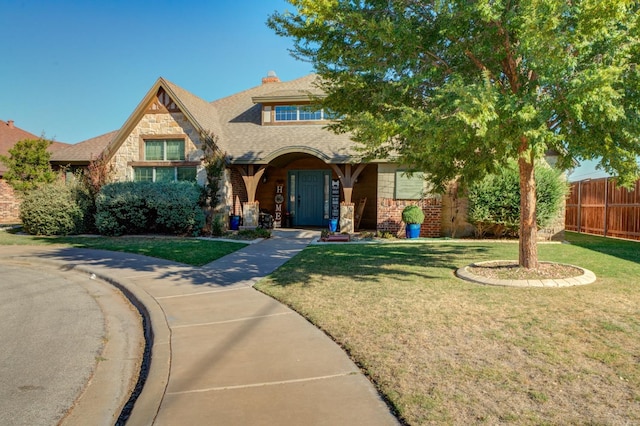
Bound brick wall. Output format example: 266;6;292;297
377;198;442;238
0;180;21;223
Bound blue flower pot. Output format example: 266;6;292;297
230;215;240;230
406;223;421;239
329;218;338;232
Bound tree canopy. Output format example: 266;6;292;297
0;138;56;192
270;0;640;268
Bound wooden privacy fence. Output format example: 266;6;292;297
566;178;640;241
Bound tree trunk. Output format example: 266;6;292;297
518;156;539;269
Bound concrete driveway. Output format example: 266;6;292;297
0;257;143;426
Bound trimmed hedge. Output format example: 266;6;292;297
20;180;93;235
95;181;205;236
467;162;568;237
402;204;425;224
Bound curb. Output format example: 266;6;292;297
455;260;597;287
14;257;171;426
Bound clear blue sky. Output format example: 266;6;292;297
0;0;311;143
0;0;626;181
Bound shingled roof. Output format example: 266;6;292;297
211;74;356;164
52;74;358;167
50;130;118;165
0;119;68;176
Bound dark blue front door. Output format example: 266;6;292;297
290;170;327;226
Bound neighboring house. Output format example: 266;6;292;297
0;119;67;223
50;72;564;239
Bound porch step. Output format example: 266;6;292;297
326;234;350;242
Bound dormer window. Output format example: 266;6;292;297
274;105;331;122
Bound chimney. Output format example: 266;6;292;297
262;70;280;84
7;120;14;129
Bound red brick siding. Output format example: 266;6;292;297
229;168;247;215
0;180;21;223
377;197;442;237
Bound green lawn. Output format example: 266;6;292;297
0;230;247;266
255;232;640;425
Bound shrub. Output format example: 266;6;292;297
20;179;93;235
467;161;568;237
95;181;205;236
402;205;425;224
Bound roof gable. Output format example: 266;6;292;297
103;78;220;161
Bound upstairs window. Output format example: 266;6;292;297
144;139;185;161
274;105;331;122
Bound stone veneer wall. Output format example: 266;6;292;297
0;180;20;223
376;163;443;237
111;112;205;185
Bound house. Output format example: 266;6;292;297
51;72;445;237
0;119;67;223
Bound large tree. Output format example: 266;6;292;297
270;0;640;268
0;138;56;192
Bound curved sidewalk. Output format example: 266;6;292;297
3;229;399;425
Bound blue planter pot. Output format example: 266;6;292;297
406;223;421;239
329;218;338;232
230;215;240;231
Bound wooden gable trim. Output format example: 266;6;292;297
146;87;181;114
102;78;207;164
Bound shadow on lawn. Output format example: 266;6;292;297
565;231;640;265
267;243;491;287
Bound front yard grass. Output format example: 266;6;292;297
0;230;247;266
255;232;640;425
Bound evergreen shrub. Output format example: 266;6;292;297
401;204;425;224
95;181;205;236
20;179;93;235
467;162;568;237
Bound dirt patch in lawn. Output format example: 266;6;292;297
469;261;584;280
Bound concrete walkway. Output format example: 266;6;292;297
3;229;399;425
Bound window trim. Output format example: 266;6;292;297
273;105;330;122
132;165;198;183
138;134;188;161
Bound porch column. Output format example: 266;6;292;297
236;165;266;204
329;163;367;204
330;163;366;233
340;202;355;233
236;165;266;227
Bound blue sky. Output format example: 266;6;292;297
0;1;622;181
0;0;311;143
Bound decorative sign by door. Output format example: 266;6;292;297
274;184;284;228
331;179;340;219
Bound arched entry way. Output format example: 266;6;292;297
231;150;376;230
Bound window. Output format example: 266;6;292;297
275;106;298;121
134;166;197;182
274;105;331;122
144;139;185;161
395;171;425;200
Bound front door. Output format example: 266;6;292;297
289;170;328;226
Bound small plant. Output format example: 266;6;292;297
378;231;396;239
320;229;330;240
237;228;271;239
358;231;375;240
401;205;425;224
